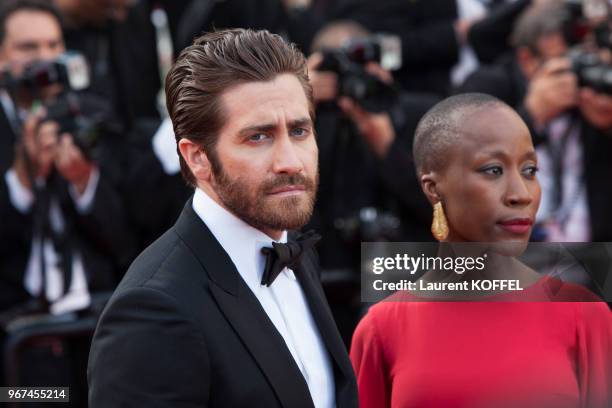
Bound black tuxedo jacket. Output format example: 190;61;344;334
88;200;358;407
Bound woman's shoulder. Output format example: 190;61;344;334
543;276;608;303
356;291;425;332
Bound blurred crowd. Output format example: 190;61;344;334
0;0;611;403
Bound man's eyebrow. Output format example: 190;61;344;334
237;117;313;136
15;40;39;49
288;117;313;128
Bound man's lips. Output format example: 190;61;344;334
268;185;306;195
497;218;533;234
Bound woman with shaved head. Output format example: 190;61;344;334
350;94;611;408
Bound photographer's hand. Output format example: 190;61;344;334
337;62;396;158
525;58;578;128
54;133;95;196
579;87;612;130
338;97;395;158
307;52;338;104
13;112;58;189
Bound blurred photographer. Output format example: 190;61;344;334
304;21;439;341
458;0;612;241
0;0;136;315
53;0;163;129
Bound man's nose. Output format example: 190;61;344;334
272;135;304;175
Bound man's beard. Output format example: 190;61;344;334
211;163;318;233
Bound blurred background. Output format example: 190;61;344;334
0;0;611;405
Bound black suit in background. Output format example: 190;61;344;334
174;0;288;53
64;1;162;131
0;106;16;175
306;93;437;345
468;0;531;64
88;200;358;408
341;0;459;96
309;93;438;272
122;118;192;249
455;53;528;110
0;170;138;312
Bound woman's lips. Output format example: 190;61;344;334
497;218;533;235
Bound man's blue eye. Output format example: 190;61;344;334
249;134;268;142
291;128;307;137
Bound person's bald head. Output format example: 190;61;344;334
413;93;511;177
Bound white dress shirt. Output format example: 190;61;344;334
451;0;486;86
535;114;591;241
4;168;99;315
192;188;336;408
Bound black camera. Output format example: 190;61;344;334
318;35;402;113
1;52;102;157
593;21;612;49
1;52;90;97
568;49;612;95
43;94;102;160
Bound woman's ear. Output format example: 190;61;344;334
420;172;442;205
178;139;212;183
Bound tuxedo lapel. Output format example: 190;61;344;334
293;253;357;407
209;284;315;408
174;200;315;408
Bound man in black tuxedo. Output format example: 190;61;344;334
88;29;358;407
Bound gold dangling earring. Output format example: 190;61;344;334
431;202;449;241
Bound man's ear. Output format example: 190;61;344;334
178;138;212;183
420;171;442;205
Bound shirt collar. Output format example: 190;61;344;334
192;188;289;289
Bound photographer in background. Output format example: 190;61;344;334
0;0;136;315
305;21;439;342
52;0;163;130
340;0;475;96
458;1;612;242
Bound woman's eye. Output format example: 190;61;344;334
523;165;539;177
481;166;503;176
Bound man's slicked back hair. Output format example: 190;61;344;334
165;28;314;187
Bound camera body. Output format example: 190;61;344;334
1;52;100;157
568;49;612;95
2;51;90;97
318;35;402;113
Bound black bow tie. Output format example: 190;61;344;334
260;230;321;287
